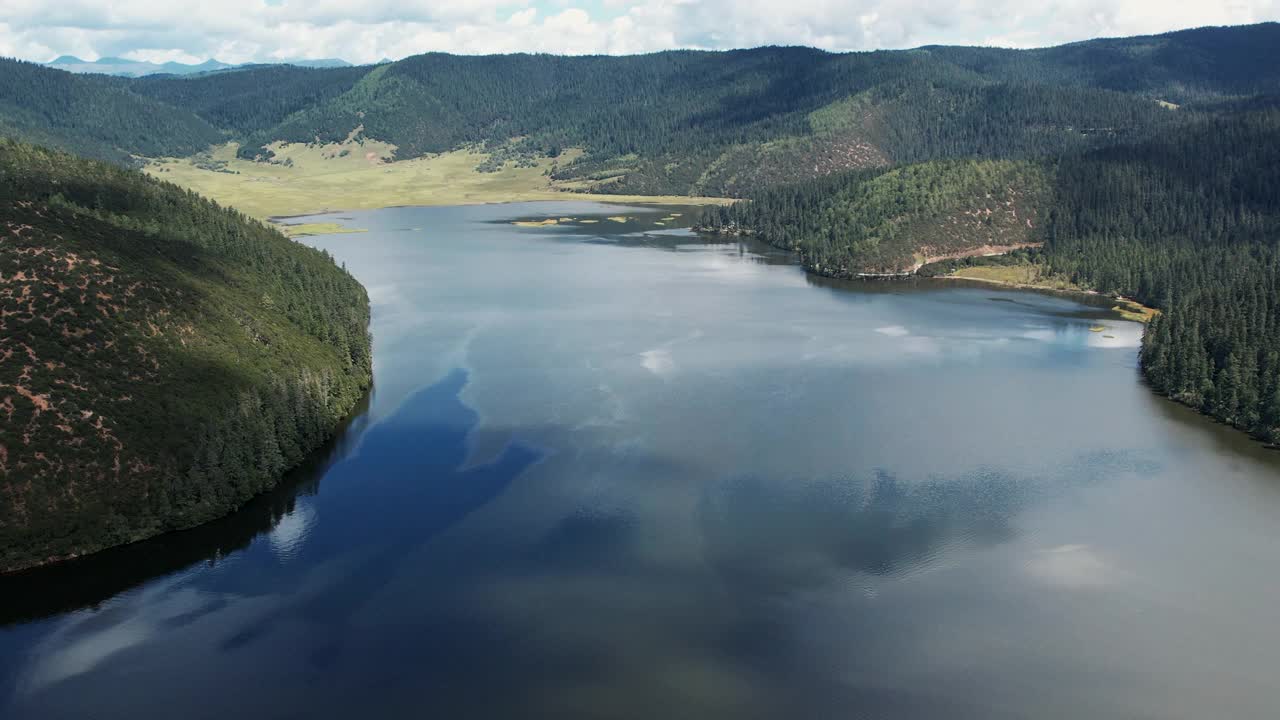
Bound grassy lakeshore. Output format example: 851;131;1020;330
145;142;731;220
279;222;369;238
941;265;1159;322
946;265;1084;291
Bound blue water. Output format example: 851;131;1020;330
2;202;1279;719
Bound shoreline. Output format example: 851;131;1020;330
2;370;373;577
931;273;1159;322
268;197;732;239
694;225;1159;323
267;196;731;224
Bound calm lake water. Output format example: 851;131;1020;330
3;202;1279;719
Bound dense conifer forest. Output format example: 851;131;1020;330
1059;112;1280;442
0;140;371;571
698;159;1052;274
0;59;224;164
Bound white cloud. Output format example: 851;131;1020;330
0;0;1276;64
508;8;538;27
123;49;204;64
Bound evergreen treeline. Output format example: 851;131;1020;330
928;23;1280;102
0;139;372;572
0;58;223;164
699;159;1050;273
128;65;369;135
1044;112;1280;441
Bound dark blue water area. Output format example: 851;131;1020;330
0;368;547;718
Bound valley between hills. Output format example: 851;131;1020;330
144;141;731;221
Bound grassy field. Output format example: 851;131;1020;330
948;265;1081;290
1112;297;1160;322
279;222;369;238
145;142;730;220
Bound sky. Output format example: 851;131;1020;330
2;0;1278;65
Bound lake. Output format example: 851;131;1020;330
2;202;1279;719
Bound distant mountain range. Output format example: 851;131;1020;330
6;23;1276;178
42;55;353;77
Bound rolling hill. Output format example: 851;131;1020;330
5;23;1278;197
0;59;224;164
0;139;371;572
143;23;1280;196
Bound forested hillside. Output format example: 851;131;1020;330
705;110;1280;443
699;160;1050;274
176;25;1274;196
0;140;372;572
129;65;370;135
0;59;223;164
196;47;1189;195
928;23;1280;102
6;24;1275;197
1051;112;1280;442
